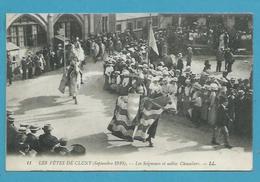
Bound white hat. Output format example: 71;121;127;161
210;83;219;91
152;76;160;82
171;77;178;82
193;82;202;90
185;79;191;84
162;70;169;76
157;66;163;71
128;48;135;52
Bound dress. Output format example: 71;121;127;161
208;91;218;125
69;61;81;97
164;83;178;112
201;92;210;122
104;65;114;90
183;86;191;117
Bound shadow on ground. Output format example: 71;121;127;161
68;132;138;155
156;114;252;155
79;61;117;117
14;96;62;115
24;109;84;123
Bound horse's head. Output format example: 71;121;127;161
145;95;171;110
154;95;172;107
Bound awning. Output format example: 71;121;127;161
6;42;20;52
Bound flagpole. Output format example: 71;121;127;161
147;14;152;66
63;23;66;72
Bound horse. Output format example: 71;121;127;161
107;94;171;146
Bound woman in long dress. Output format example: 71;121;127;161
68;57;81;104
201;85;210;123
208;84;219;125
183;79;192;118
73;42;85;84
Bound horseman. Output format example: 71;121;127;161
72;39;85;84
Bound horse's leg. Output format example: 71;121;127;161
73;95;78;105
80;71;84;84
147;136;153;147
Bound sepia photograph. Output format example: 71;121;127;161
5;13;253;171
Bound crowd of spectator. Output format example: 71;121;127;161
7;110;86;156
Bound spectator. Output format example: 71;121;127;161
39;124;59;154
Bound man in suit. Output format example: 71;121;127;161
176;53;184;74
25;125;40;153
56;44;64;68
7;115;19;154
39;124;59;154
27;54;34;79
49;51;56;71
216;48;224;72
7;53;15;85
21;56;27;80
211;97;233;149
224;48;234;73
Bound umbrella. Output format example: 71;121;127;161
6;42;19;52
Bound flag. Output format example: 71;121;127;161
148;25;159;55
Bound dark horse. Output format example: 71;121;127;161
108;94;171;147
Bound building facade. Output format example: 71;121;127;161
116;14;253;33
6;13;116;50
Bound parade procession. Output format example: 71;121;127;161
6;13;253;165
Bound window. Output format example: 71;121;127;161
7;15;46;47
152;16;159;26
127;22;133;30
133;20;137;30
102;16;108;33
18;26;24;47
137;21;143;29
116;24;122;32
9;27;18;45
54;15;82;41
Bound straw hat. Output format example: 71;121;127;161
210;83;219;91
18;127;27;133
29;125;40;132
177;53;183;58
7;116;15;123
6;110;14;116
185;79;191;84
42;124;53;131
162;70;169;76
193;82;202;90
172;77;178;82
152;76;160;82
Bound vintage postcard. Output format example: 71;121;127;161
6;13;253;171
